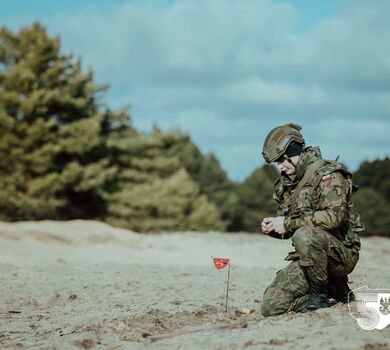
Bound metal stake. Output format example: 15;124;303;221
225;262;231;312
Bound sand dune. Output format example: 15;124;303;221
0;220;389;349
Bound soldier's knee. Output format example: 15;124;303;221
261;288;288;317
261;298;284;317
292;226;315;248
260;300;273;317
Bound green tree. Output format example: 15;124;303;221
0;23;226;233
105;129;224;232
353;188;390;237
353;158;390;203
236;166;277;232
167;134;240;231
0;23;124;220
352;158;390;237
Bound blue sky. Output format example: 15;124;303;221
1;0;389;180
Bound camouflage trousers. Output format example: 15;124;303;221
261;226;359;317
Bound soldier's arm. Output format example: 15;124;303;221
284;172;348;232
268;185;293;239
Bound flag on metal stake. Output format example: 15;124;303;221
212;257;231;312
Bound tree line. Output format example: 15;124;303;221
0;24;388;236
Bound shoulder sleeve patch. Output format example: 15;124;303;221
321;174;332;182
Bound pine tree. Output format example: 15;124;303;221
352;158;390;237
0;23;124;220
105;129;224;232
166;134;240;230
353;188;390;237
353;158;390;204
236;166;277;232
0;23;225;232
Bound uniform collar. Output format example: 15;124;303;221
281;146;322;184
294;146;322;180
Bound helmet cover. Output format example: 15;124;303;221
262;123;305;163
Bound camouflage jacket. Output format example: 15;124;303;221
272;146;363;248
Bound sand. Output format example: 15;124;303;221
0;220;389;349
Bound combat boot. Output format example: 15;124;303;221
328;275;354;303
301;281;330;313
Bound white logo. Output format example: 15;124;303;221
348;286;390;330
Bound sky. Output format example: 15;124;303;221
1;0;389;181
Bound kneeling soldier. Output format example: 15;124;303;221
260;123;364;316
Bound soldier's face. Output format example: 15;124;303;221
276;155;299;175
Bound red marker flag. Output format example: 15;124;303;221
212;257;231;312
213;257;230;270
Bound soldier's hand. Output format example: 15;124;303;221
261;217;274;234
261;217;286;235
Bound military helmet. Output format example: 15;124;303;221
262;123;305;163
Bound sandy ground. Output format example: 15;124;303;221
0;220;389;350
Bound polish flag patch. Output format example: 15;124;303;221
321;174;332;182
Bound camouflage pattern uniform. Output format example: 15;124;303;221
261;146;363;317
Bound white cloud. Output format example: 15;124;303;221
7;0;389;179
